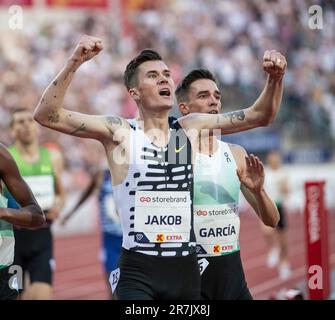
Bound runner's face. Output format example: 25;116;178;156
134;60;175;111
11;112;38;144
180;79;221;115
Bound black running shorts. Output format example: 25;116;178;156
116;248;201;300
199;251;252;300
14;225;53;288
276;203;287;231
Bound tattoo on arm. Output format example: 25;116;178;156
106;116;122;126
220;110;245;124
70;123;86;135
53;80;58;86
48;110;60;123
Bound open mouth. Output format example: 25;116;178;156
159;88;171;97
208;110;218;114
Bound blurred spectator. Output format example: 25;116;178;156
0;0;334;175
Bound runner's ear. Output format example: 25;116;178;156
129;88;140;102
178;102;190;115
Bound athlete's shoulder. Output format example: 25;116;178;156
225;142;248;168
0;143;16;173
226;143;247;156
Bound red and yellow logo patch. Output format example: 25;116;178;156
213;245;221;254
156;234;164;242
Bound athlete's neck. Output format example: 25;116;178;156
14;140;40;162
137;110;171;148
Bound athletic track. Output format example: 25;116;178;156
53;211;335;300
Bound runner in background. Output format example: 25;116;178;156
262;150;292;280
6;108;65;299
60;166;122;299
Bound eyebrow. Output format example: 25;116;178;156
197;90;221;96
146;69;171;75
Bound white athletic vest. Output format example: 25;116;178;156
113;117;196;257
194;141;241;257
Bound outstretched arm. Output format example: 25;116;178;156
179;50;286;134
0;144;45;228
33;35;129;142
235;150;279;227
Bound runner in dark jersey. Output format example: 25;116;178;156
33;35;286;299
0;143;44;300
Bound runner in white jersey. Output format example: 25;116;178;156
33;35;286;299
0;143;44;300
176;69;280;299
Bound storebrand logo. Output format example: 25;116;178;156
140;197;151;203
196;210;208;216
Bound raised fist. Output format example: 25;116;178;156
70;35;103;65
263;50;287;79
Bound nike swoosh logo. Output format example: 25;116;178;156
175;145;185;153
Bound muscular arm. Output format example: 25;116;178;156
61;170;102;225
231;145;279;227
179;50;286;134
33;35;129;142
0;144;45;228
241;185;279;228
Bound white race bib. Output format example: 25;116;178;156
194;204;240;255
24;175;55;210
135;191;191;243
109;268;120;294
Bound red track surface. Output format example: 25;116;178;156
53;212;335;300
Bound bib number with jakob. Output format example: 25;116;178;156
134;191;191;243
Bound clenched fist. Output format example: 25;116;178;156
69;35;103;65
263;50;287;79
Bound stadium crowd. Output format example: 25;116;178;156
0;0;334;176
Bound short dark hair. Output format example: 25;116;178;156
175;68;217;103
10;107;30;127
123;49;162;90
